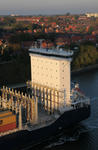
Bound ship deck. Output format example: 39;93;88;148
26;103;58;131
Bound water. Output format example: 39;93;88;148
41;69;98;150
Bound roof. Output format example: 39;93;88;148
29;47;73;59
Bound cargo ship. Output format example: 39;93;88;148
0;44;90;150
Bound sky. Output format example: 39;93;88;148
0;0;98;15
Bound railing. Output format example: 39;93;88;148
26;81;90;113
29;46;73;57
71;97;90;109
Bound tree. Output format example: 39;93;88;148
72;44;98;70
88;26;94;34
66;12;70;16
74;15;79;20
32;24;42;30
9;33;33;43
3;16;16;25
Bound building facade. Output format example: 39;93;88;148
86;13;98;17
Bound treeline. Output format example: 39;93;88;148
9;33;33;43
72;44;98;70
0;50;30;86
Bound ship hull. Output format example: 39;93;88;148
0;105;90;150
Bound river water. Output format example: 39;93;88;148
42;69;98;150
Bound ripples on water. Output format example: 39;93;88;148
44;126;89;149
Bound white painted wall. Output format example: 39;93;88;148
30;53;71;105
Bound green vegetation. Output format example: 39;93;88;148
72;44;98;70
0;50;30;86
9;33;33;43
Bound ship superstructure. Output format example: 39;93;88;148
28;45;90;113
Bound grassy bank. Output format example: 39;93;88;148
72;63;98;75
